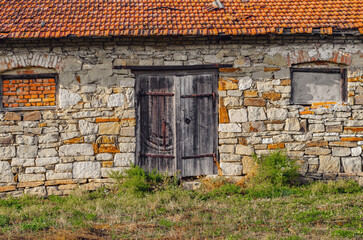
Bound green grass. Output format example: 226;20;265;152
0;180;361;239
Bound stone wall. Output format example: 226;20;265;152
0;34;362;197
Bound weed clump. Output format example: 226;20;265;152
251;150;299;187
108;165;179;196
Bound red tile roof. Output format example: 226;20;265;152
0;0;362;39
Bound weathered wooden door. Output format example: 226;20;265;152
177;74;218;177
136;71;218;177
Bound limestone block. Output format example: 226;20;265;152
247;107;267;121
0;146;16;160
285;143;305;151
242;122;266;132
96;153;113;161
72;111;102;119
204;55;222;63
73;162;101;179
305;147;331;155
267;108;288;120
119;143;136;153
218;145;235;153
4;112;21;121
62;57;82;72
25;167;46;174
0;135;12;145
107;93;125;108
36;157;60;166
238;76;253;90
120;127;135;136
55;163;73;172
23;112;41;121
220;163;242;176
38;148;58;158
47;171;73;180
341;157;362;173
263;54;287;66
0;161;14;182
24;186;46;197
114;153;135;167
80;69;113;84
16;135;37;145
59;144;94;156
242;156;257;175
18;174;45;182
257;82;274;92
79;120;98;135
332;147;351;157
99;122;121;135
318;156;340;173
17;146;38;158
235;145;254;155
262;138;273;144
351;147;362;156
229;109;248;123
285;118;300;131
11;158;34;167
39;133;58;143
220;154;241;162
219;123;242;133
47;186;63;196
309;124;325;133
81;85;96;93
126;88;135;108
244;98;266;107
59;89;82;109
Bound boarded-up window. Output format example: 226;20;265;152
136;71;218;177
291;68;347;105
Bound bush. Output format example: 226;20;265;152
108;165;179;196
251;150;299;187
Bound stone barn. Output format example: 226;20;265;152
0;0;362;196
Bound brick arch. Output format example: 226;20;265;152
287;50;352;66
0;53;63;73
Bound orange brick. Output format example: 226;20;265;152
244;90;258;98
268;143;285;149
43;98;56;102
299;110;314;115
43;90;56;94
11;104;19;107
280;79;291;86
31;94;38;98
98;144;120;153
102;161;114;168
219;68;239;72
344;127;363;133
306;141;328;147
262;92;281;101
0;186;16;192
219;107;229;123
25;103;31;107
36;103;43;106
29;98;41;103
64;137;85;144
16;99;27;103
95;118;120;123
341;137;363;141
39;95;45;98
3;80;9;84
244;98;266;107
24;95;31;99
218;78;239;90
48;79;55;83
3;92;16;96
50;102;55;106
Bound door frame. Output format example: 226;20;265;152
134;69;219;177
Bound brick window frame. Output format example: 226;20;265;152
0;73;58;111
290;68;347;105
